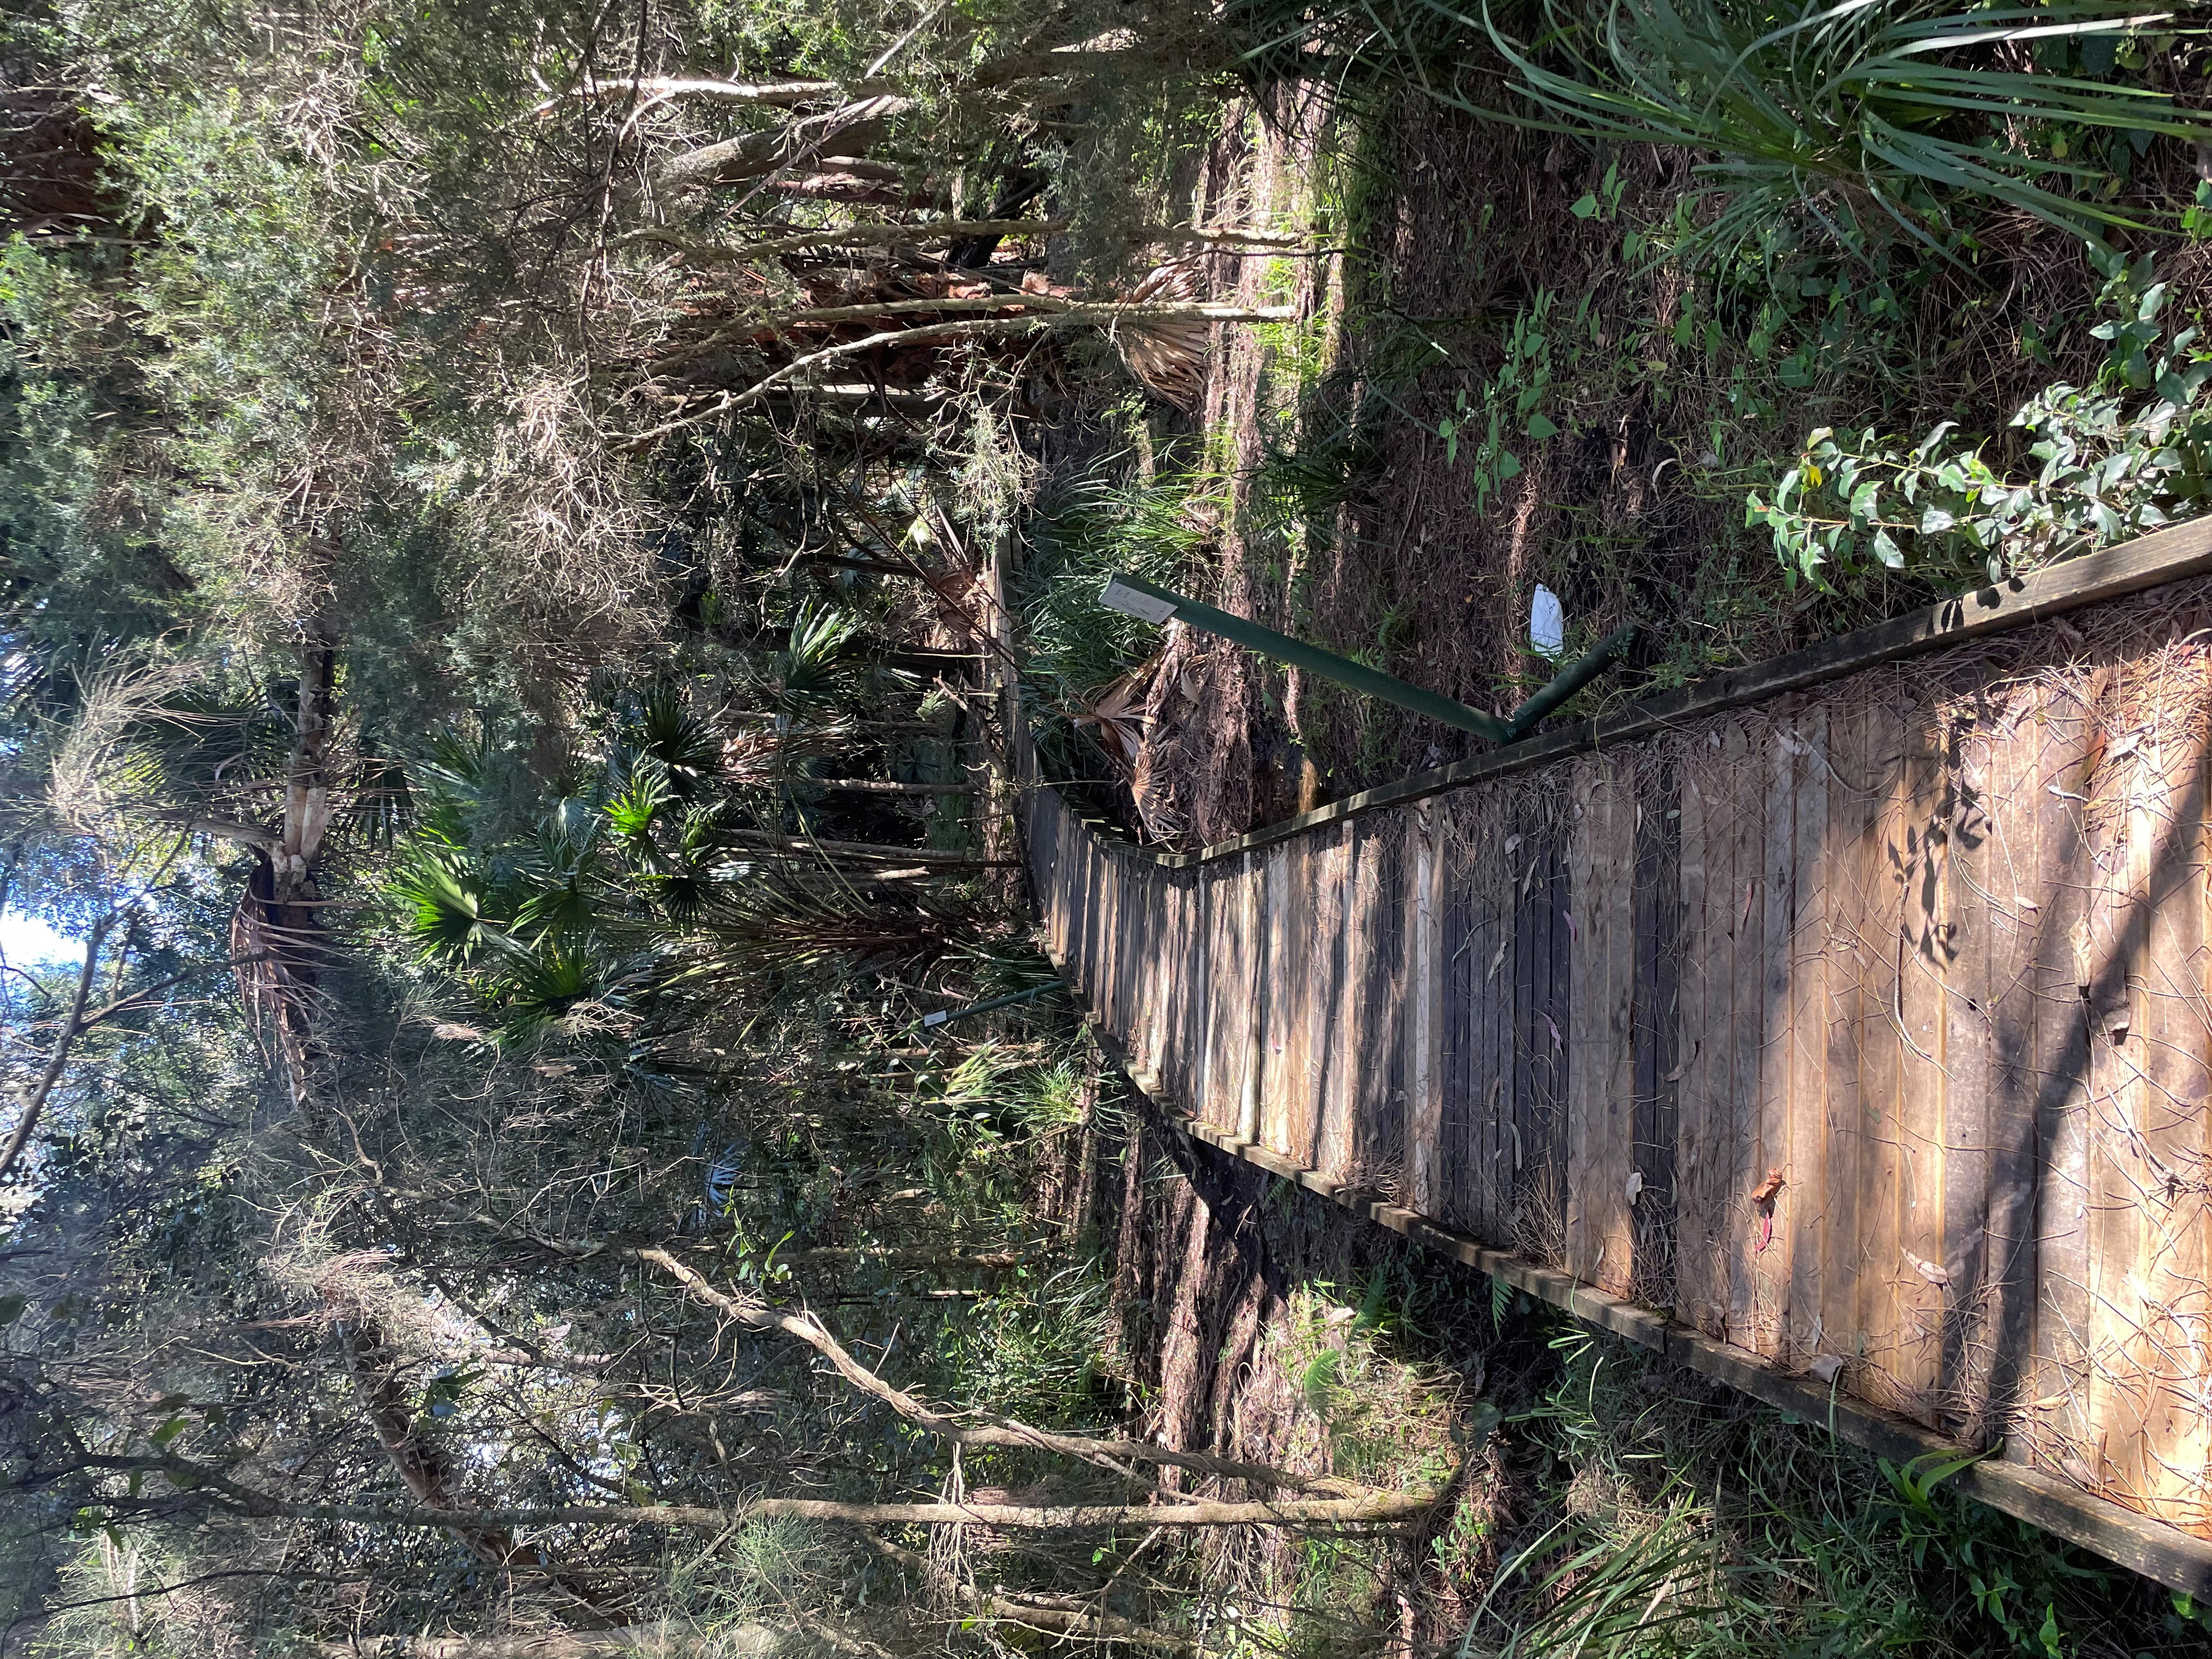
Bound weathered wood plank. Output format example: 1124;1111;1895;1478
1983;691;2042;1461
1314;826;1355;1178
1195;860;1223;1127
1487;819;1518;1246
1897;697;1951;1426
1370;820;1410;1184
1819;698;1870;1381
2134;672;2208;1530
1565;764;1601;1281
1746;708;1798;1358
1786;703;1830;1366
1630;762;1680;1308
2030;687;2094;1479
1857;698;1909;1414
1510;807;1541;1249
1240;851;1267;1142
1339;826;1382;1170
1566;760;1636;1292
1438;825;1475;1234
2182;678;2212;1533
1675;739;1724;1336
1725;719;1766;1350
1408;804;1445;1214
2087;670;2147;1507
1530;823;1572;1262
1284;835;1319;1158
1942;693;1993;1437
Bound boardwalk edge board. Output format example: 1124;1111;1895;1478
1045;951;2212;1598
1040;517;2212;868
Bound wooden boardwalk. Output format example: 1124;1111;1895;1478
1019;525;2212;1594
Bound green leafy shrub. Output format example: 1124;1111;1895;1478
1750;249;2212;589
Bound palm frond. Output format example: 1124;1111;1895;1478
763;598;867;718
389;849;506;966
623;684;720;799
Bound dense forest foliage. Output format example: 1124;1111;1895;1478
8;1;2212;1655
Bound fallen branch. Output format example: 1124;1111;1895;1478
619;217;1065;263
648;294;1286;378
538;75;849;113
196;1483;1430;1532
861;1531;1192;1652
619;318;1046;449
635;1248;1389;1499
753;294;1295;332
787;778;974;797
717;830;1016;867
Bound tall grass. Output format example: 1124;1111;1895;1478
1447;1316;2196;1658
1477;0;2212;257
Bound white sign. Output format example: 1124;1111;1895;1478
1101;575;1179;624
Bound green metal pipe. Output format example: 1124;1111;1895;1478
1505;624;1638;741
916;980;1064;1036
1102;573;1513;745
1104;573;1638;749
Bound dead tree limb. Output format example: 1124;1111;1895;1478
0;916;110;1184
175;1476;1432;1532
619;217;1064;263
620;302;1291;451
633;1249;1394;1500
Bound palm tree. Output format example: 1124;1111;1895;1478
387;689;971;1050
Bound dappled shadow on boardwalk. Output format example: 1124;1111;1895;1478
1034;583;2212;1550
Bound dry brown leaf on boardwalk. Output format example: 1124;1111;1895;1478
1753;1167;1786;1254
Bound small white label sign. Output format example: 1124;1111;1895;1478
1101;576;1178;624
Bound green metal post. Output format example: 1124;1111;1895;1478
1504;624;1638;740
916;980;1064;1036
1102;572;1513;745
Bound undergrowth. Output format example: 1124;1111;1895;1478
1016;448;1225;783
1434;1305;2210;1658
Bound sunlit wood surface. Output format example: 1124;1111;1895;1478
1024;591;2212;1543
